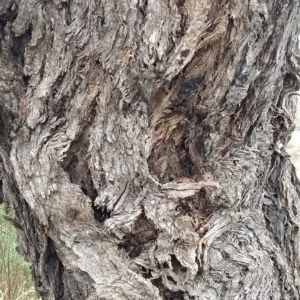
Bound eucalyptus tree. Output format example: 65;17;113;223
0;0;300;299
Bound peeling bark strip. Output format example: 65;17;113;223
0;0;300;299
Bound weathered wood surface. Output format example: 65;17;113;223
1;0;300;299
287;104;300;175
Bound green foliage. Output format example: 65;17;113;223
0;204;39;300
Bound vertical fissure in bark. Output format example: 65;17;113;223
44;238;64;299
147;74;208;182
0;179;3;204
61;0;72;26
175;0;187;39
11;23;32;66
61;122;105;223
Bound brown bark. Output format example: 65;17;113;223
1;0;300;299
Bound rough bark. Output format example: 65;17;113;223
1;0;300;299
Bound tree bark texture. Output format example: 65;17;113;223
1;0;300;299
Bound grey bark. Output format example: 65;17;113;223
1;0;300;299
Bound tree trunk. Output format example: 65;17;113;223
1;0;300;299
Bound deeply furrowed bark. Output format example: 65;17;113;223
1;0;300;299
